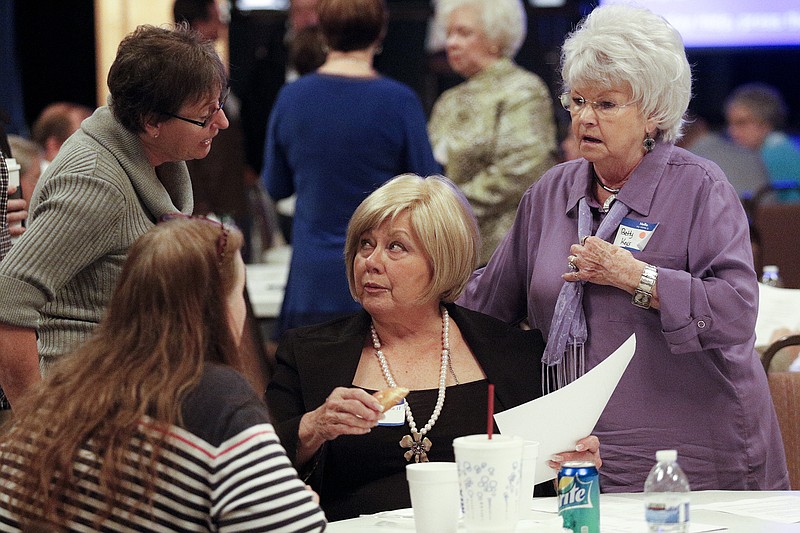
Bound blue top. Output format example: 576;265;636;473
761;132;800;200
763;132;800;182
262;73;440;336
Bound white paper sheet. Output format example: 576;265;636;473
694;495;800;523
494;333;636;483
755;284;800;348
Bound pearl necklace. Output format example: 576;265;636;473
370;307;450;463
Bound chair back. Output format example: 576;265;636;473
761;334;800;373
754;203;800;288
746;182;800;288
767;372;800;489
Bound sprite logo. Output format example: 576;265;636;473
558;474;595;510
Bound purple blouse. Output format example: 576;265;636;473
460;142;789;492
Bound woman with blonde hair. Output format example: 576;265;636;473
266;174;599;520
0;217;326;532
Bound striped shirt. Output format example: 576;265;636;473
0;365;327;532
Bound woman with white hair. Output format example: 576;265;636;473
460;4;789;492
428;0;557;265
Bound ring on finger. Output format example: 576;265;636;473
568;255;578;271
580;235;589;246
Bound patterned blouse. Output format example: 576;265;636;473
429;58;557;264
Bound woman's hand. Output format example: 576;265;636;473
296;387;384;465
305;484;321;504
547;435;601;471
563;237;658;307
563;236;639;288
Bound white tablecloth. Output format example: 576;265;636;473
326;491;800;533
246;245;291;319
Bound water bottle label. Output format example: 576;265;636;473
646;502;689;524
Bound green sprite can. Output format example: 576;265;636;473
558;461;600;533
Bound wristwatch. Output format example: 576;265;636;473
632;264;658;309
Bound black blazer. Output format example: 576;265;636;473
265;303;545;467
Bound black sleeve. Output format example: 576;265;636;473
263;331;307;464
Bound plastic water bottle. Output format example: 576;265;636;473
760;265;783;287
644;450;690;533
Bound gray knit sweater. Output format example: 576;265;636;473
0;106;192;365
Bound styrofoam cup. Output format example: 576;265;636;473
518;440;540;518
406;462;460;533
453;434;524;532
5;158;20;189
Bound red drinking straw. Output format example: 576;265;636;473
487;383;495;440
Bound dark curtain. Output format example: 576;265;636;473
0;0;28;136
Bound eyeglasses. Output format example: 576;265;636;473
159;213;230;264
560;93;636;118
160;88;230;128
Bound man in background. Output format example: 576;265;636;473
238;0;321;243
173;0;225;40
31;102;92;170
238;0;319;177
0;122;27;247
174;0;268;258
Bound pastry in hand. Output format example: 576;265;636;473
373;387;410;412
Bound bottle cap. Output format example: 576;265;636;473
656;449;677;462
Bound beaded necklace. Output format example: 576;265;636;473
370;307;450;463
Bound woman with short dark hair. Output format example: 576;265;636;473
0;24;229;409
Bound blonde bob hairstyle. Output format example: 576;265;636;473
434;0;527;59
345;174;480;305
560;4;692;143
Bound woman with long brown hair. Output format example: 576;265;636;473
0;217;326;532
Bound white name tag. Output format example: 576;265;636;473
378;399;406;426
614;217;658;252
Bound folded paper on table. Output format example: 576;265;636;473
755;284;800;348
494;333;636;484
